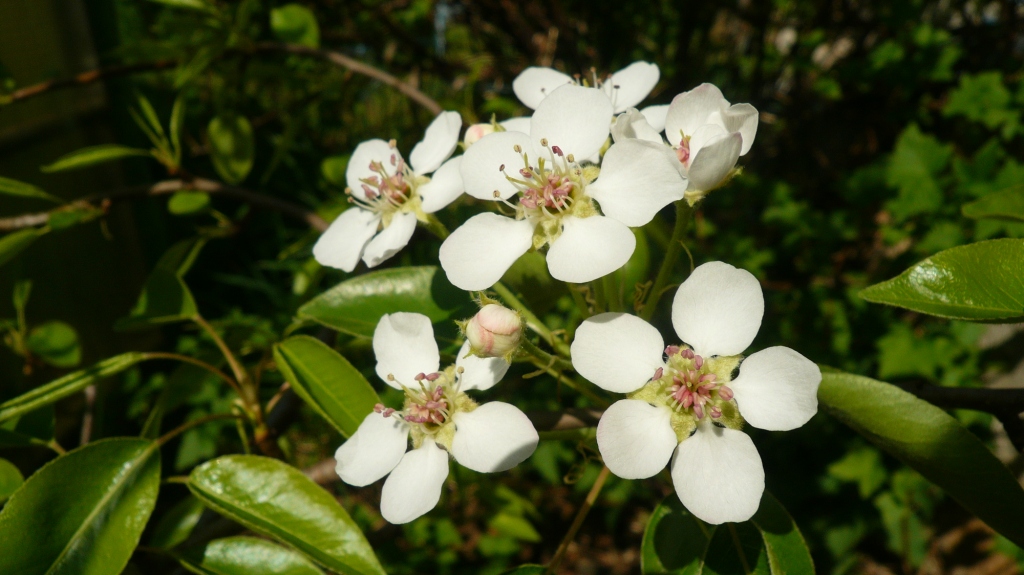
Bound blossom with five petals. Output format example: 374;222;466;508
313;112;465;272
513;61;661;114
570;261;820;524
335;312;539;524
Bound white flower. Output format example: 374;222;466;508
570;261;820;525
335;312;539;524
313;111;465;272
612;83;758;201
513;61;661;114
439;84;687;290
463;117;532;147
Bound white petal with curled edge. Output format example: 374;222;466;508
346;139;399;200
606;61;660;113
512;67;574;109
730;346;820;431
546;215;635;284
664;83;728;146
334;412;409;487
409;111;462;175
597;399;677;479
686;132;742;193
571;312;665;393
530;84;613;162
589;139;687;227
439;213;534;291
451;402;539;472
720;103;759;156
670;422;765;525
419;156;464;213
373;312;440;388
687;123;729;159
380;440;449;524
455;340;510;391
361;212;417;268
671;261;764;358
499;116;531;134
641;104;670;132
460;131;536;201
312;208;380;272
610;108;665;144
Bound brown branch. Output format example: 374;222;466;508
4;60;176;103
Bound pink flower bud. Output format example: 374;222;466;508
465;304;522;358
464;123;496;147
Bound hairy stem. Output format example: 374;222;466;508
494;282;570;356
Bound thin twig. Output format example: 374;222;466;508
143;351;242;398
546;465;611;574
192;316;255;406
154;413;242;447
4;60;176;103
79;384;97;446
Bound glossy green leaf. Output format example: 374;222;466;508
0;459;24;504
750;492;815;574
177;537;325;575
298;266;471;337
0;406;55;448
149;495;206;549
26;320;81;368
702;522;770;575
271;4;320;48
273;336;380;437
962;185;1024;222
0;228;46;268
859;239;1024;321
115;269;198;330
0;438;161;575
169;191;211;215
819;370;1024;547
641;495;713;574
0;176;60;202
208;115;254;185
188;455;386;575
40;144;152;173
0;352;150;423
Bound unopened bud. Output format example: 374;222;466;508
465;304;523;358
464;123;495;147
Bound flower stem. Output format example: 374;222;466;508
193;315;260;419
520;339;610;408
546;465;611;574
640;201;693;321
493;282;570;357
422;214;450;239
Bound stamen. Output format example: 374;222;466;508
652;367;663;381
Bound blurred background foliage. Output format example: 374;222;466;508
1;0;1023;573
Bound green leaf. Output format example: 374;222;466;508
489;513;541;543
0;459;24;504
750;492;815;574
501;567;546;575
297;266;471;337
320;155;348;186
819;370;1024;547
41;144;152;173
702;522;770;575
0;176;60;202
0;438;161;575
860;239;1024;321
115;268;198;330
944;72;1019;137
188;455;386;575
641;495;713;574
169;191;211;215
271;4;320;48
208;115;254;185
177;537;325;575
170;96;185;163
149;494;206;549
884;125;952;222
0;406;55;448
962;185;1024;222
273;336;380;437
48;205;103;230
12;279;31;316
148;0;216;13
0;352;150;423
0;228;46;268
25;320;81;368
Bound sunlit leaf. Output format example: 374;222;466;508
271;4;320;48
40;144;152;173
169;191;211;216
208;115;254;185
176;536;325;575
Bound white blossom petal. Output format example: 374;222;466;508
641;104;670;132
361;212;417;268
419;156;464;213
439;213;535;291
546;215;635;283
610;108;665;144
598;400;677;479
671;423;764;525
334;412;409;486
500;117;532;134
589;139;687;227
409;111;462;175
380;440;449;524
312;208;380;272
373;312;440;388
729;347;820;431
664;84;728;145
451;402;539;472
686;133;742;192
688;123;729;159
571;312;665;393
455;340;510;391
671;261;764;358
721;103;759;156
460;131;536;201
347;139;399;200
512;67;574;109
606;61;660;113
530;84;613;162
